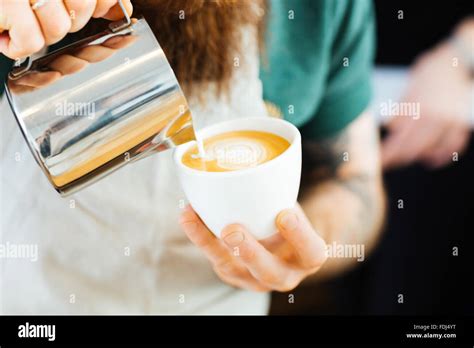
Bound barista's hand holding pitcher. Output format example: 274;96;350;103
180;205;328;292
0;0;133;59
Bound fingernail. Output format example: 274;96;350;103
222;230;245;247
280;212;299;231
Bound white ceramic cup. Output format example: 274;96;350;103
174;117;302;240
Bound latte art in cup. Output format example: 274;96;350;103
182;130;290;172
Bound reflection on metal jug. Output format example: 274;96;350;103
5;1;195;196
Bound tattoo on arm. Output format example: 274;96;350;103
301;130;350;183
300;115;383;236
301;116;378;188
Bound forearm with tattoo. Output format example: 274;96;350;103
299;112;385;279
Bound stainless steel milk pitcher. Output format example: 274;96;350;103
4;0;195;196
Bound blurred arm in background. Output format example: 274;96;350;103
381;16;474;170
300;111;385;279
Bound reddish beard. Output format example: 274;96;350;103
133;0;267;96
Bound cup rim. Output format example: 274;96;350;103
173;117;301;177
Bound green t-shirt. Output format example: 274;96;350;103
260;0;375;139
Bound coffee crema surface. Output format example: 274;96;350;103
182;130;290;172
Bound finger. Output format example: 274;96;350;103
93;0;132;19
33;0;72;45
381;120;422;169
102;0;133;20
48;54;88;75
92;0;116;18
179;206;235;269
381;124;412;169
74;44;115;62
221;224;294;291
8;83;36;94
400;119;448;168
12;71;61;87
63;0;96;33
416;117;451;156
260;233;295;262
70;35;134;64
419;126;458;168
422;127;471;168
180;206;265;288
8;72;61;93
1;0;45;59
0;1;6;32
213;267;271;293
276;207;327;270
101;34;136;50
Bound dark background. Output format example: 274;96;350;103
375;0;474;64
